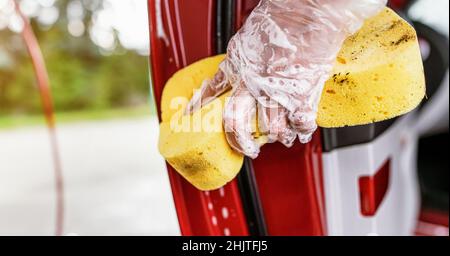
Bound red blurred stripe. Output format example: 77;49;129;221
14;1;65;236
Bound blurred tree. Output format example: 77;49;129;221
0;0;150;115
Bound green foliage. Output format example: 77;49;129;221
0;106;152;130
0;5;150;116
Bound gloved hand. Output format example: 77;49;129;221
186;0;387;159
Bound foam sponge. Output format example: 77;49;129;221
159;91;244;191
158;8;425;191
317;8;425;127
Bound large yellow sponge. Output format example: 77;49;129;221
158;8;425;191
159;92;244;191
317;8;425;127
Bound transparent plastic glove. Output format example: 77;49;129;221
186;0;387;159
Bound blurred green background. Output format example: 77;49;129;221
0;0;152;128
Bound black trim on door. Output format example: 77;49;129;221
322;118;398;152
216;0;268;236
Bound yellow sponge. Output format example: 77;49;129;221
160;55;225;123
158;55;243;191
317;8;425;127
158;92;244;191
158;8;425;191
